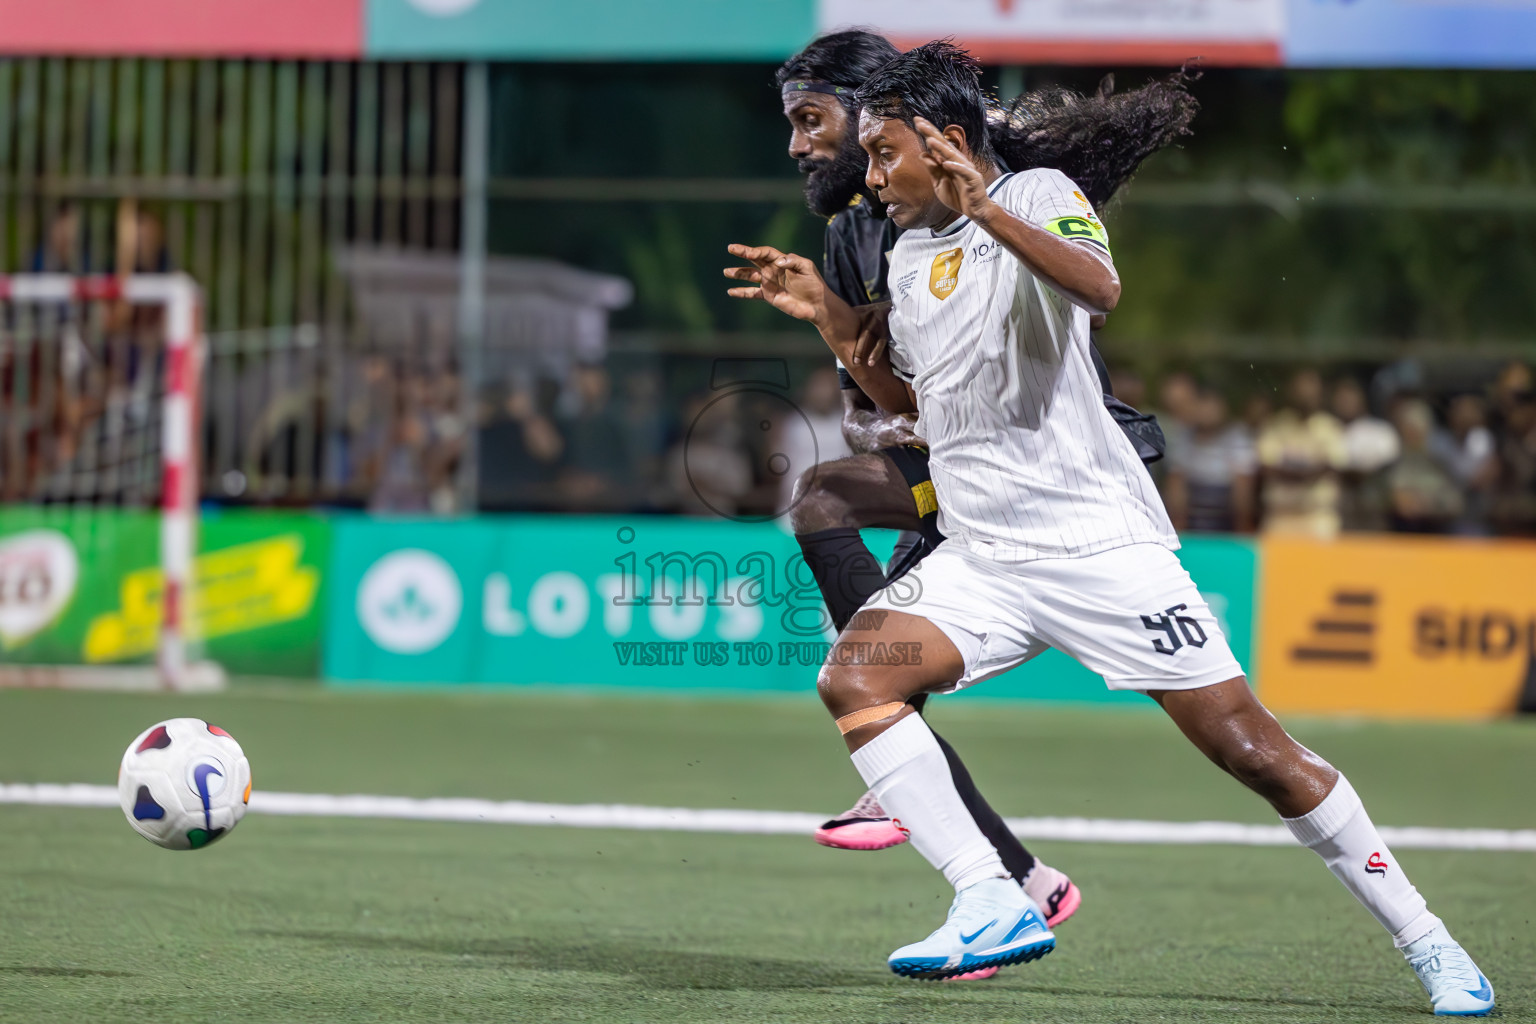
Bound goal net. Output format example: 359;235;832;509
0;274;221;690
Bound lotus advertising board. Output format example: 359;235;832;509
323;514;1256;702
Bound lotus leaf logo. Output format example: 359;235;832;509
357;550;463;654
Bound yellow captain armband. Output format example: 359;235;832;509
1045;215;1111;253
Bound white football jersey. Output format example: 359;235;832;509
885;168;1178;562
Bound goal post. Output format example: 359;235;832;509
0;273;221;691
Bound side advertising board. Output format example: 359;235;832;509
323;514;1256;700
0;508;328;677
1257;535;1536;718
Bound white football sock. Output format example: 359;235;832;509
850;714;1009;892
1282;774;1441;949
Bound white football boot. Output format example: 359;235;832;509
887;876;1055;980
1404;925;1494;1017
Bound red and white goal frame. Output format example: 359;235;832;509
0;273;219;690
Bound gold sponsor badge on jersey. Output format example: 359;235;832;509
929;247;964;300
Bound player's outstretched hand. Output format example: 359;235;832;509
914;116;993;222
724;244;827;325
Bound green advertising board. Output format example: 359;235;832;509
0;507;328;678
324;514;1256;701
366;0;816;59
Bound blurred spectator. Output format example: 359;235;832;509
1157;371;1198;425
1241;392;1274;437
1492;384;1536;536
1370;357;1424;419
366;372;461;514
367;400;434;514
1490;361;1534;429
1152;371;1197;445
1332;376;1399;531
1147;370;1197;484
616;367;670;508
1163;387;1256;532
556;363;632;510
478;381;565;511
774;367;852;516
31;202;85;272
1256;369;1348;539
667;391;753;517
1109;369;1148;411
1333;378;1400;473
1430;394;1498;534
1384;400;1463;533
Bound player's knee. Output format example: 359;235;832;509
1222;740;1282;790
1215;724;1295;799
816;661;904;719
789;467;853;534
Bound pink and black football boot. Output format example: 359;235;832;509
813;790;909;851
1023;862;1082;928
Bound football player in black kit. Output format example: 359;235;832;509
729;31;1197;969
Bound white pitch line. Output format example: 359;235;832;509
3;783;1534;851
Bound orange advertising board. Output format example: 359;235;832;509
1258;535;1536;718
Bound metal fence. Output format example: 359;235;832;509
0;57;472;506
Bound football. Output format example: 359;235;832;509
117;718;252;850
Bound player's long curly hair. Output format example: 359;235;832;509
857;40;1199;210
995;70;1200;209
776;29;900;94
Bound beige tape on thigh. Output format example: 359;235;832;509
835;702;908;735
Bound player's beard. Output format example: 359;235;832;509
798;129;875;219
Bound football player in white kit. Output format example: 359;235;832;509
724;41;1493;1016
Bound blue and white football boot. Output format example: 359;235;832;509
887;876;1055;980
1404;925;1494;1016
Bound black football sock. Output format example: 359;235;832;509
796;526;887;634
931;727;1038;881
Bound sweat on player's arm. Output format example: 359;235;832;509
724;242;916;413
910;116;1120;315
842;386;921;453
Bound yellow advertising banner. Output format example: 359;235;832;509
1258;535;1536;718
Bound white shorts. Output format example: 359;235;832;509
862;542;1244;694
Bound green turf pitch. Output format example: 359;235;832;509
0;687;1533;1023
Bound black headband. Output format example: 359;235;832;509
781;80;857;100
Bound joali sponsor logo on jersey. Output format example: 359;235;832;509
0;530;79;649
968;239;1004;266
1258;535;1536;718
929;247;964;300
